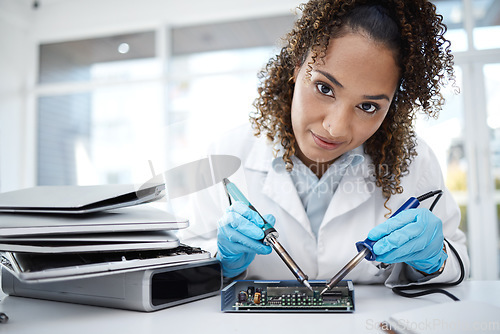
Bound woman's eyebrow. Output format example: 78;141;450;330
363;94;390;101
315;69;344;88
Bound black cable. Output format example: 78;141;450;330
391;190;466;301
416;190;443;202
393;287;460;301
429;192;443;212
392;239;465;301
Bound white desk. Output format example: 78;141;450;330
0;280;499;334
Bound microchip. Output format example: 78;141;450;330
321;290;343;302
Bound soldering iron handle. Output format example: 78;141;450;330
390;197;420;218
355;197;421;261
355;239;377;261
223;178;279;243
249;205;278;239
223;178;251;206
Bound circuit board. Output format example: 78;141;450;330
221;280;354;312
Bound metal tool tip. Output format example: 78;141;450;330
319;287;328;296
303;280;313;292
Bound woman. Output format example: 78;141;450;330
186;0;469;287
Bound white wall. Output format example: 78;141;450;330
0;0;302;191
0;1;33;192
33;0;301;41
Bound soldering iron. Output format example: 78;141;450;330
223;178;313;292
320;190;443;296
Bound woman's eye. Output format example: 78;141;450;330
358;102;378;114
316;83;334;97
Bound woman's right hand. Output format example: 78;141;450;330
216;201;275;278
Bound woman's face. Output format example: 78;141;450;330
291;32;400;176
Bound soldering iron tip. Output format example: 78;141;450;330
319;287;328;296
303;280;313;292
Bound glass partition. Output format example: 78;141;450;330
473;0;500;50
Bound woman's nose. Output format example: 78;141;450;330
322;103;352;136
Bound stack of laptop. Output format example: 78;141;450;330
0;183;222;311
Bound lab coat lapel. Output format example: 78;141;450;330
244;138;312;235
262;166;312;235
322;160;373;224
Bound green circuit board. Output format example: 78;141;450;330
229;282;354;312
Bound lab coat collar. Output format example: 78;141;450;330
243;136;376;237
262;160;313;237
261;154;375;238
321;154;375;228
244;135;275;172
244;135;313;236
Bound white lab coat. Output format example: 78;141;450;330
182;124;470;286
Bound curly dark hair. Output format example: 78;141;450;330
250;0;454;211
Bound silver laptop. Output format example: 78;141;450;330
0;183;165;214
0;204;188;237
0;230;180;253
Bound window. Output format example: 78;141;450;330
166;15;294;167
415;67;467;232
37;31;163;185
434;0;468;52
473;0;500;50
483;63;500;277
39;31;158;84
415;0;500;279
166;47;276;166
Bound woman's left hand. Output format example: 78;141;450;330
367;208;447;274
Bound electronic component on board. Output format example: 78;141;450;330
221;280;354;313
253;288;262;304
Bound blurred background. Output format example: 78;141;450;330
0;0;498;280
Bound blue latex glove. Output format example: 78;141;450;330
216;201;275;277
367;208;447;274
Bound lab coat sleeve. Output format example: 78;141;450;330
177;125;256;258
384;139;470;287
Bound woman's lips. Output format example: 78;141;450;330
311;132;343;150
